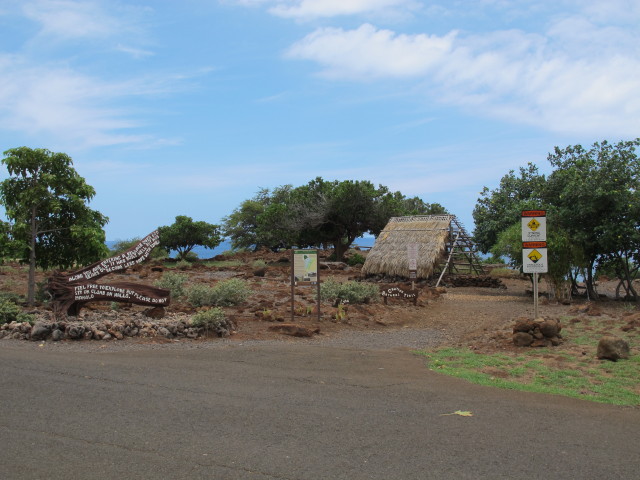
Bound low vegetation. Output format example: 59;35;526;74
190;307;235;336
320;278;379;305
417;314;640;406
153;271;188;298
186;278;252;307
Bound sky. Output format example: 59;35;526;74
0;0;638;242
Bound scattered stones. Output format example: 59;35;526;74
596;336;630;361
0;311;216;342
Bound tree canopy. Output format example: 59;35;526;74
223;177;447;261
473;139;640;301
0;147;109;305
158;215;222;260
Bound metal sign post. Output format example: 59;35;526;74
522;211;548;319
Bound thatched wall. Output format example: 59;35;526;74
362;215;452;279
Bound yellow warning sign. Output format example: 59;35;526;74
528;249;543;263
527;218;541;231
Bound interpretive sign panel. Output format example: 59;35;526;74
293;250;318;285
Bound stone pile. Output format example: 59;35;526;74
512;317;563;347
0;309;235;342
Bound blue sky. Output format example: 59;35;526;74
1;0;638;241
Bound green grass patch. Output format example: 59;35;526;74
416;347;640;406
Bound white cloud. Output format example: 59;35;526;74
285;16;640;136
0;55;184;149
286;24;455;79
226;0;417;18
23;0;124;40
268;0;416;19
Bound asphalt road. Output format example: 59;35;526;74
1;342;639;480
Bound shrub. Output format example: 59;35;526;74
186;278;252;307
0;299;34;325
176;259;192;270
154;271;188;298
186;284;217;307
347;253;366;266
320;278;378;305
211;278;252;306
191;307;236;336
252;259;268;268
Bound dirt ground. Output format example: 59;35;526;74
2;248;639;357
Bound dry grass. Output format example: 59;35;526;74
362;215;451;278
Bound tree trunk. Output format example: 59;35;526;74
27;206;37;306
618;253;638;302
585;258;598;300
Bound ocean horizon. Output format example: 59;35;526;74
106;235;376;259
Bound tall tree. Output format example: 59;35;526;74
545;139;640;299
0;147;109;305
158;215;221;260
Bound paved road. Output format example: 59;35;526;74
1;342;639;479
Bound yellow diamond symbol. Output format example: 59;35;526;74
527;218;541;231
528;249;543;263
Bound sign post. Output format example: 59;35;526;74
521;211;547;318
407;243;418;290
291;250;320;322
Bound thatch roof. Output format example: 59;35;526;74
362;215;453;279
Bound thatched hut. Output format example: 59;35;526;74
362;215;482;280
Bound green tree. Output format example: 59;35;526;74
158;215;221;260
474;139;640;301
544;139;640;299
222;186;294;250
224;178;448;260
0;220;19;262
472;164;546;253
0;147;109;305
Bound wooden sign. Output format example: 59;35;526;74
381;286;418;305
48;231;170;316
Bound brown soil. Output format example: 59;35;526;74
2;249;639;355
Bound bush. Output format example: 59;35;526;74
175;259;192;270
154;271;188;298
252;259;268;268
347;253;366;266
191;307;236;336
186;284;216;307
186;278;252;307
320;278;378;305
0;300;34;325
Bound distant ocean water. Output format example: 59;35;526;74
106;235;376;259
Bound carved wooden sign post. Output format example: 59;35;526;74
48;231;170;317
